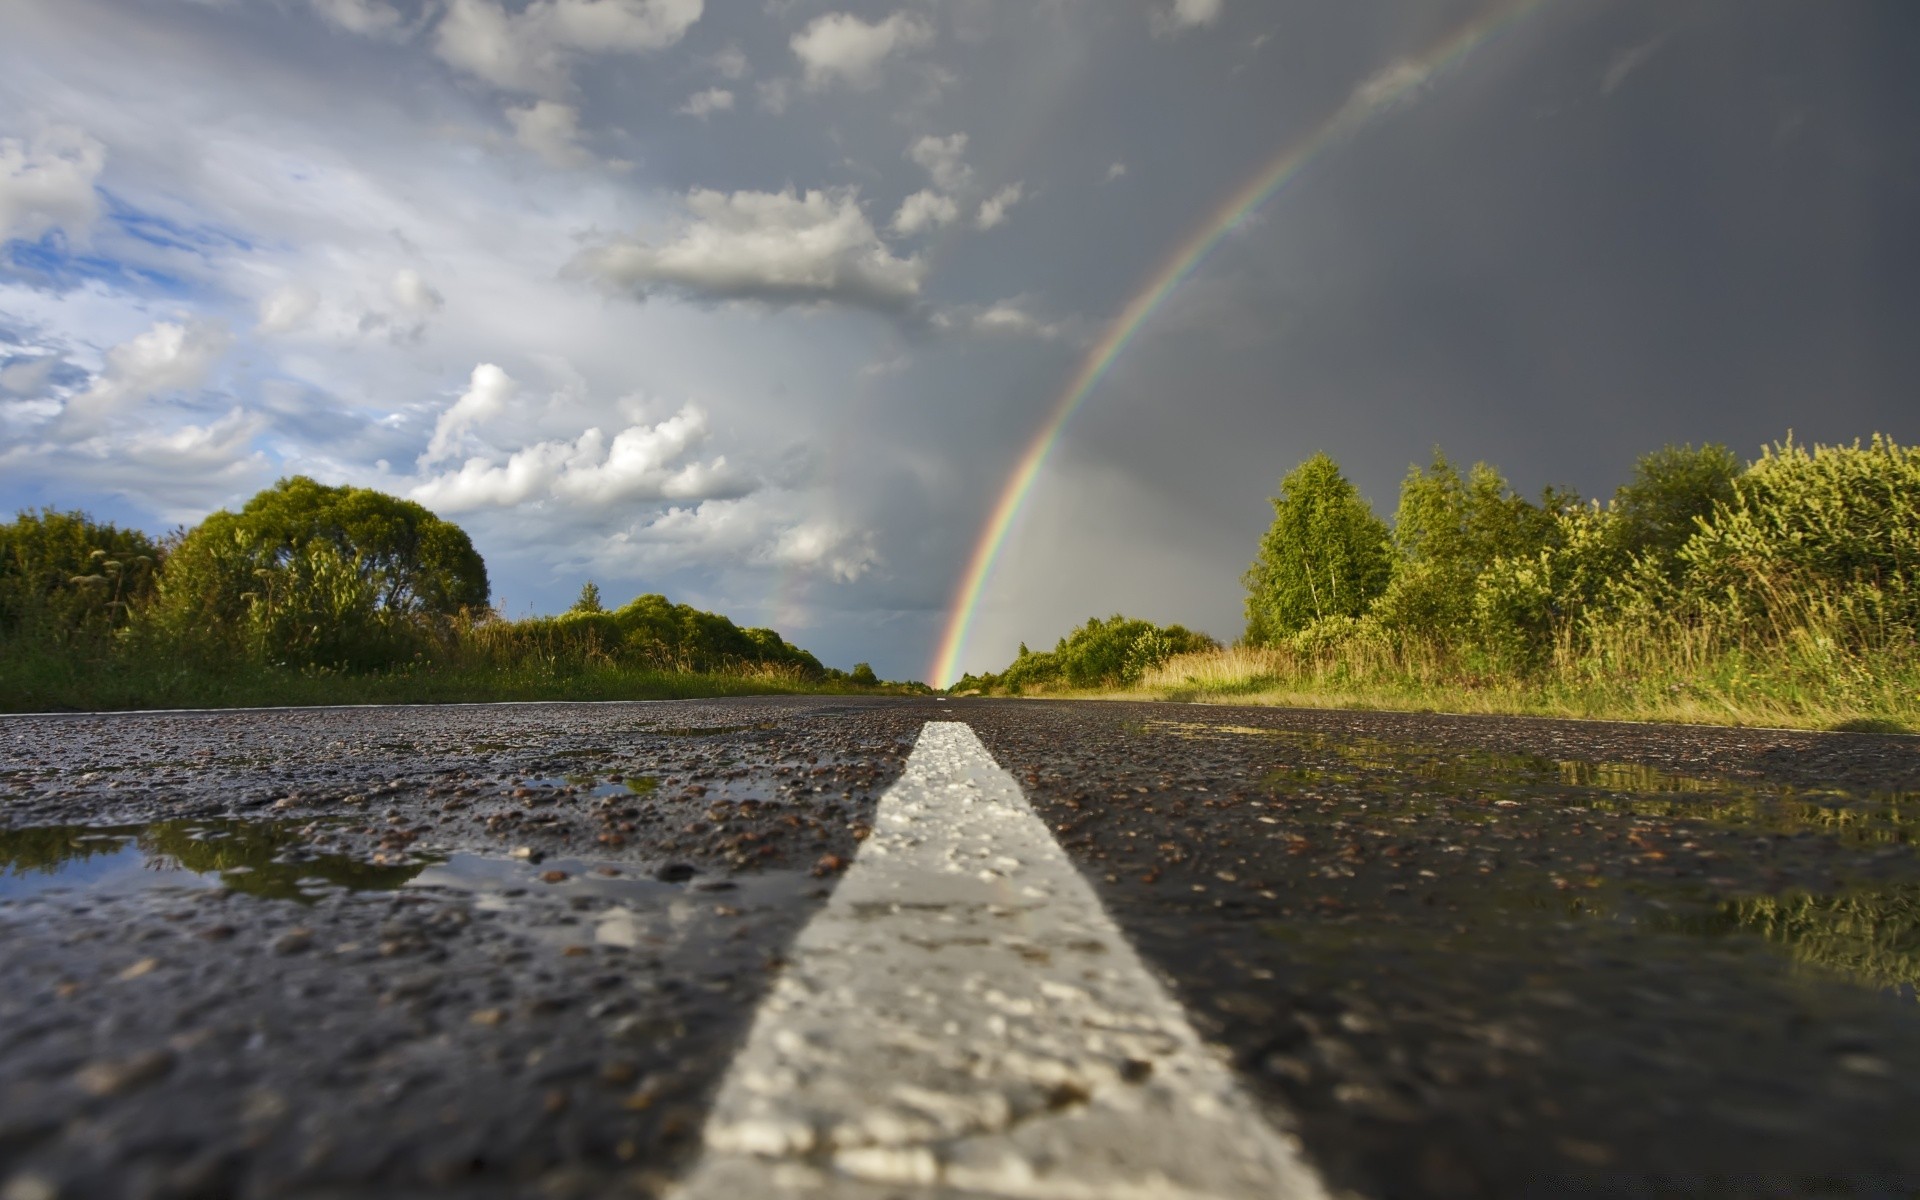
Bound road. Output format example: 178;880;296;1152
1;697;1917;1197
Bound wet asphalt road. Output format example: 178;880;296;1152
2;696;1918;1198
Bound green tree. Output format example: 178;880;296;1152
1373;451;1567;640
1610;442;1741;573
849;662;879;686
1242;453;1392;644
152;477;489;668
572;581;605;613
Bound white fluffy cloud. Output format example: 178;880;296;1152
791;11;933;90
309;0;406;38
891;188;959;236
677;87;735;118
1153;0;1224;36
771;520;876;583
507;100;590;167
57;319;233;436
434;0;704;94
907;133;973;192
975;182;1025;230
570;187;925;311
0;125;106;246
411;401;746;513
420;361;515;467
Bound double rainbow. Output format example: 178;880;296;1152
929;0;1553;686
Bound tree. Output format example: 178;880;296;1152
152;477;489;668
1609;442;1741;572
572;581;605;613
1242;453;1392;644
850;662;879;685
1372;451;1567;640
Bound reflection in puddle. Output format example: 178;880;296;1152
1149;720;1920;1001
0;818;819;960
0;820;433;902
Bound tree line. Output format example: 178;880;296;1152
0;476;840;708
1241;435;1918;677
963;433;1920;714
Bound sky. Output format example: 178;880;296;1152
2;0;1917;685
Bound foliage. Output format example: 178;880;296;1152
979;432;1920;733
1370;452;1568;642
1242;453;1392;645
850;662;879;686
0;510;161;647
0;481;859;712
987;615;1219;692
152;476;489;668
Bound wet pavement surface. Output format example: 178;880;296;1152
0;699;920;1198
966;702;1920;1198
3;696;1919;1197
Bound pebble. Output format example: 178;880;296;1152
74;1049;176;1097
115;957;159;981
271;929;314;955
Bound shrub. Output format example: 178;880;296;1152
0;510;162;647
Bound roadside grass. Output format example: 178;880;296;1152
1041;632;1920;734
0;648;890;714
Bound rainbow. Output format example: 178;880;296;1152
929;0;1554;687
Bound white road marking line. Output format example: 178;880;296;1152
672;721;1330;1199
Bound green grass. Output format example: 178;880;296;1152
0;646;889;713
1002;633;1920;735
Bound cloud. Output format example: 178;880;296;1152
1602;34;1669;96
118;407;265;475
975;182;1025;230
1104;161;1128;182
932;299;1063;340
678;87;736;118
710;45;749;81
257;285;321;334
599;495;877;584
389;268;445;315
771;520;876;583
410;402;748;512
0;125;107;247
506;99;590;166
309;0;406;38
891;188;959;236
907;133;972;192
1351;58;1434;112
420;361;515;467
1152;0;1224;36
57;319;232;436
434;0;704;94
756;78;793;114
791;11;933;90
0;355;60;397
569;187;925;311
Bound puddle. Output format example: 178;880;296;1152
0;820;811;933
1152;720;1919;845
0;820;434;902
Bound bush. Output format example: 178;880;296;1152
0;510;162;648
849;662;879;685
996;615;1219;691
